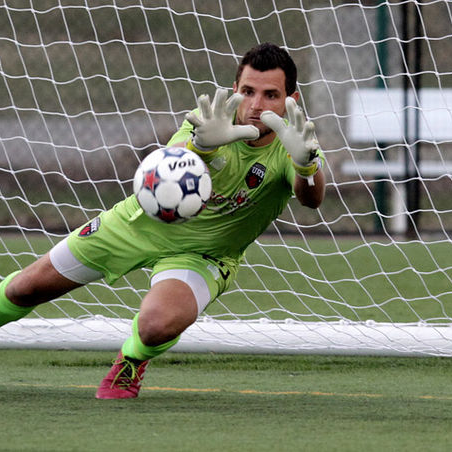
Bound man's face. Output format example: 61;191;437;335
233;65;299;146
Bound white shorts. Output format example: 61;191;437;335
49;238;211;314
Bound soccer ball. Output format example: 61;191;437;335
133;147;212;223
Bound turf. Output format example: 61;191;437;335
1;350;452;452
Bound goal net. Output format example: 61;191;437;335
2;1;452;356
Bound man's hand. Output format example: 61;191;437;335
261;97;321;185
185;88;259;152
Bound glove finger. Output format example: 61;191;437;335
185;111;203;128
295;108;306;133
225;93;244;117
260;110;285;133
302;121;317;149
285;97;298;126
285;97;307;133
198;94;212;120
232;125;260;142
212;88;228;114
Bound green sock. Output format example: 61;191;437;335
121;313;181;361
0;271;35;327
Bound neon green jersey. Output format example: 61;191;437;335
67;118;298;286
163;117;296;260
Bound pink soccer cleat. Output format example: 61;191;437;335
96;351;149;399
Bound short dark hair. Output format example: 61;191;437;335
235;42;298;95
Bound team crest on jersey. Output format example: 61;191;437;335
79;217;101;237
245;163;266;189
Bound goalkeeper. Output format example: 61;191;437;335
0;42;325;399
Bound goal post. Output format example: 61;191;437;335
1;1;452;357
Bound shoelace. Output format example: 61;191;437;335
111;358;143;389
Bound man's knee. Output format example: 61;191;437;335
137;307;190;346
137;279;199;346
6;254;82;306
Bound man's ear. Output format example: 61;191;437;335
290;91;300;102
232;81;238;93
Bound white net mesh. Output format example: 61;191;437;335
1;1;452;355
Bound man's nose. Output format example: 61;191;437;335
250;94;264;110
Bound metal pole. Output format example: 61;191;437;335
374;0;389;233
403;2;422;239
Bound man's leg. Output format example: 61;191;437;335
0;253;83;326
0;271;33;326
1;238;104;327
96;271;209;399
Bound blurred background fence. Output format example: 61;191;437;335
1;0;452;238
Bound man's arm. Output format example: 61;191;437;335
294;170;325;209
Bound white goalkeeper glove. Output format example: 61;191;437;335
261;97;322;185
185;88;259;154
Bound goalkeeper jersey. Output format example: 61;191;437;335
142;116;297;261
67;117;298;285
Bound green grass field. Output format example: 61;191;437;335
2;350;452;452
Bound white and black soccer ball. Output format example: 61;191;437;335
133;147;212;223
